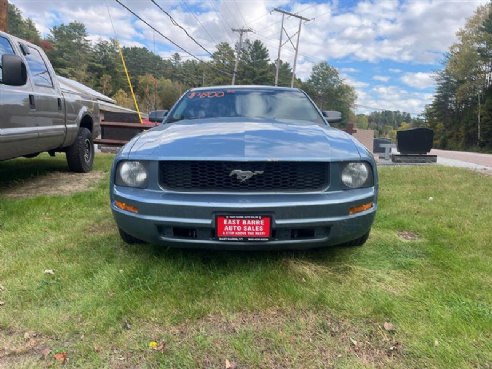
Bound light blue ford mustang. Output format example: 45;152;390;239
110;86;378;250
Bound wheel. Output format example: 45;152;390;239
66;127;94;173
118;227;144;244
342;230;370;247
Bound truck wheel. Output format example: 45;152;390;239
66;127;94;173
118;228;144;244
343;230;370;247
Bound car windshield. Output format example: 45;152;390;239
166;88;325;125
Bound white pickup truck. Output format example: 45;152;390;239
0;31;100;172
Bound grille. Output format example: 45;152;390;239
159;161;329;192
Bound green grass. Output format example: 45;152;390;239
0;154;491;368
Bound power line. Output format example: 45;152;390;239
179;0;219;47
151;0;213;56
252;3;318;38
114;0;202;62
232;0;248;27
113;0;233;76
273;8;311;87
207;0;235;43
247;9;271;25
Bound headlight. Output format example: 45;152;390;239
341;162;372;188
116;161;148;188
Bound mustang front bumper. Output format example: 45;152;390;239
111;186;377;250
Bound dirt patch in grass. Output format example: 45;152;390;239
136;309;402;369
0;171;105;199
0;329;50;369
397;231;421;241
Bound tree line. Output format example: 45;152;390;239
13;1;488;149
6;4;356;124
424;2;492;151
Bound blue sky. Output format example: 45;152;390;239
10;0;488;115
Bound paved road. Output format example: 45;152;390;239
431;149;492;167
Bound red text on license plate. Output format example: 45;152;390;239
216;215;271;240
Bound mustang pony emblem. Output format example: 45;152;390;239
229;170;264;182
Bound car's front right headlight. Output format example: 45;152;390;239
341;162;373;188
115;161;148;188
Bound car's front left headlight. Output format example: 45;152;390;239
116;161;148;188
341;162;373;188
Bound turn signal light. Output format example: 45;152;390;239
349;202;373;215
114;200;138;213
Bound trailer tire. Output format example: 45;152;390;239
66;127;94;173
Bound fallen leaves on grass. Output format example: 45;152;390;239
225;359;237;369
53;352;67;363
388;342;401;356
148;341;166;352
383;322;396;332
23;332;38;340
41;348;51;360
122;319;132;330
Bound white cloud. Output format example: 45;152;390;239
343;76;369;89
401;72;436;89
10;0;486;71
11;0;486;66
373;75;390;82
340;67;359;73
355;84;431;115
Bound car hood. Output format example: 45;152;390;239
127;119;361;161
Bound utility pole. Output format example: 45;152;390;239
231;28;252;85
0;0;8;33
273;8;310;88
478;92;481;144
274;12;285;86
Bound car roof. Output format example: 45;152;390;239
189;85;301;92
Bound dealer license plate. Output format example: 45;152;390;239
216;215;271;241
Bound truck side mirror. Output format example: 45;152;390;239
322;110;342;123
1;54;27;86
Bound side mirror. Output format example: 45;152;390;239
1;54;27;86
322;110;342;123
148;110;169;123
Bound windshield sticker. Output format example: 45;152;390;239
187;91;226;99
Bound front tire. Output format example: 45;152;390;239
342;230;370;247
66;127;94;173
118;228;144;244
